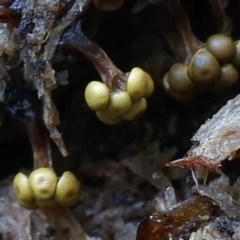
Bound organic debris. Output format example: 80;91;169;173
1;0;240;240
167;93;240;181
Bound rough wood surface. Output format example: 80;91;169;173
167;94;240;180
188;94;240;163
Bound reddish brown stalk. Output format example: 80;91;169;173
25;116;52;169
171;0;203;62
61;21;126;90
158;0;204;63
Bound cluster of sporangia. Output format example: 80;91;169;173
163;34;240;101
13;168;80;210
84;67;154;125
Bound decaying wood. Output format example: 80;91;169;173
167;93;240;180
189;94;240;162
196;184;240;219
189;216;240;240
0;0;90;157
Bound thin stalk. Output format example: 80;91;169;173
60;21;126;91
158;0;204;63
25;111;52;168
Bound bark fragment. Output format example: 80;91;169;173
167;94;240;180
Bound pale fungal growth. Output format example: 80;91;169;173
84;81;110;111
211;63;238;93
232;40;240;68
13;172;37;210
206;34;236;63
163;73;170;91
85;68;153;124
144;72;155;98
13;172;34;203
61;22;154;125
107;91;133;115
154;0;239;102
121;98;147;121
96;110;122;125
168;63;195;93
13;168;82;209
126;67;148;101
29;168;58;200
189;48;221;86
55;171;81;207
163;72;194;102
163;34;240;101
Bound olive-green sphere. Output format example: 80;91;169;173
168;63;195;93
85;81;110;111
144;72;155;98
13;172;34;203
29;168;58;200
107;91;133;115
189;48;221;86
121;98;147;121
206;34;236;63
211;63;238;93
96;110;122;125
126;67;148;101
232;40;240;69
55;171;81;207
